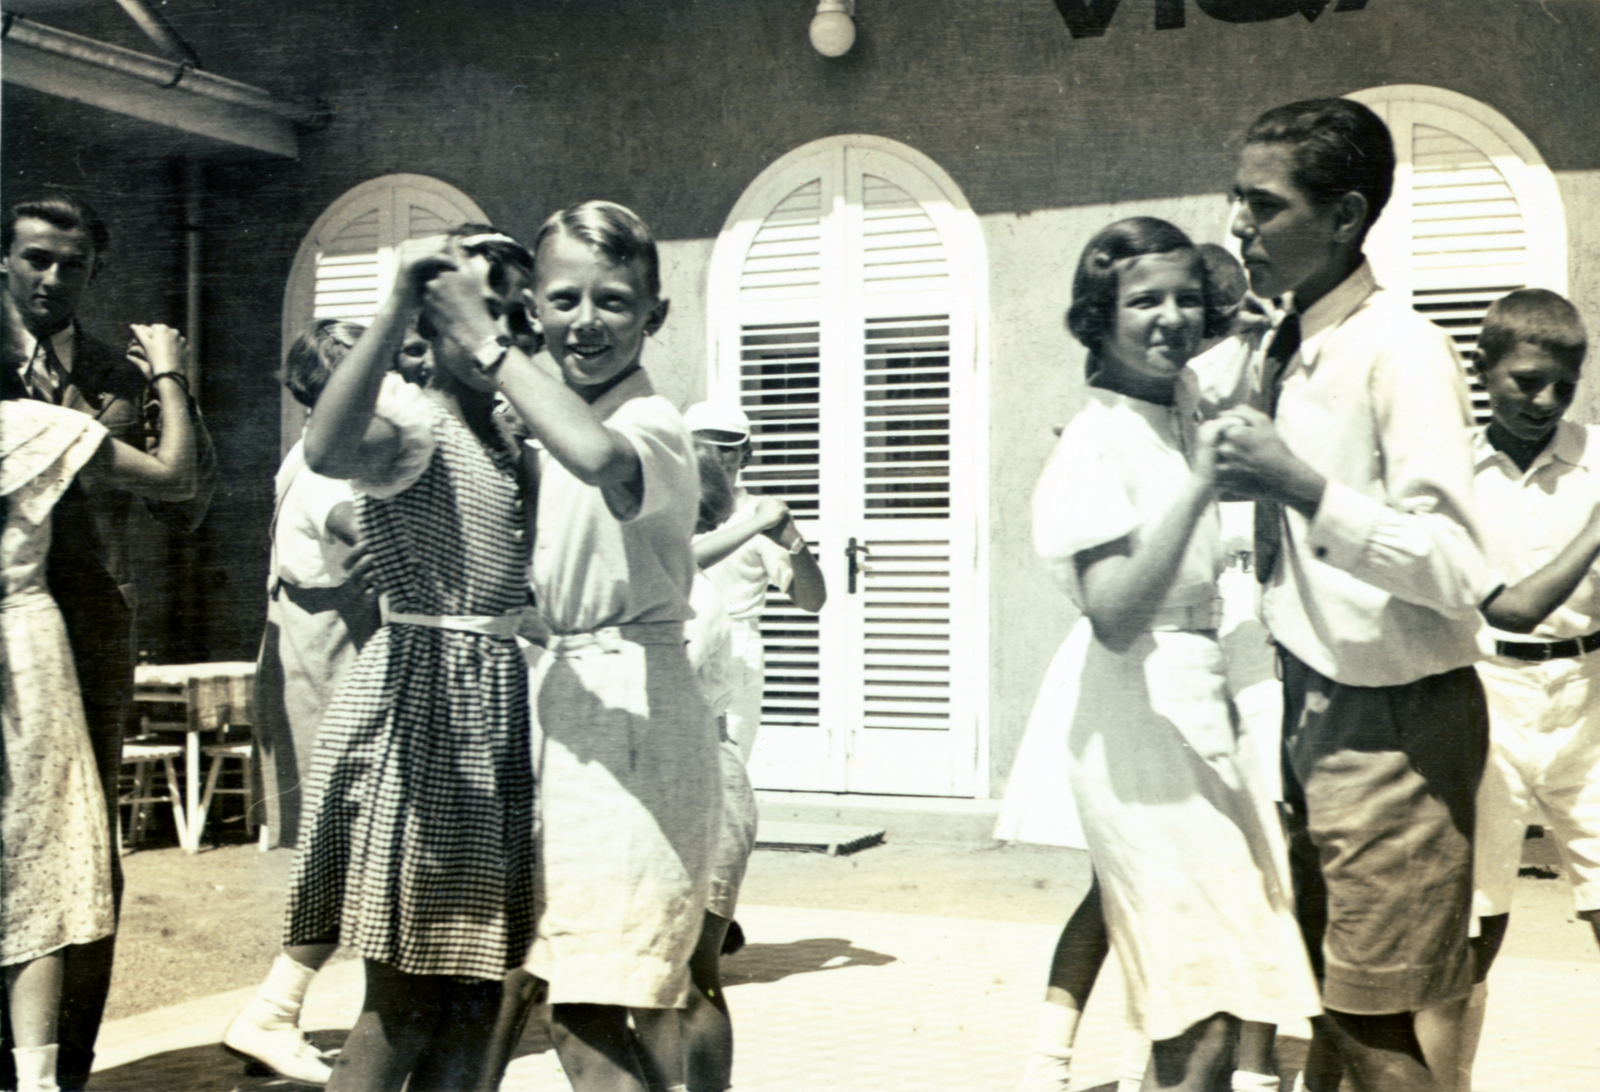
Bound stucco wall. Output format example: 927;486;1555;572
5;0;1595;792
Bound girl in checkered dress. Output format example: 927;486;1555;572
281;226;537;1091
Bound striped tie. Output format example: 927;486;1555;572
26;336;66;404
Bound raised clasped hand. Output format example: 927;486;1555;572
1212;405;1296;501
125;323;186;379
753;494;790;534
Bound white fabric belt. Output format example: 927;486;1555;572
1148;599;1223;632
543;620;686;657
380;593;525;638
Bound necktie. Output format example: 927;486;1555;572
26;335;66;404
1252;312;1302;584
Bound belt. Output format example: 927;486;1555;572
542;620;686;657
379;593;526;638
1494;629;1600;663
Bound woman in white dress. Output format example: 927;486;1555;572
1014;219;1318;1092
2;325;197;1092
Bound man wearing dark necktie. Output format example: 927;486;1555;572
1208;101;1492;1092
2;190;215;1091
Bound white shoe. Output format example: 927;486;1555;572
1015;1049;1072;1092
223;1012;332;1086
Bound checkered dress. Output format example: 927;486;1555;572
284;396;534;980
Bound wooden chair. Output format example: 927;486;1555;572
118;738;189;853
195;729;266;850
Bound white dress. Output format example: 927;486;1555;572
1;400;116;966
524;370;721;1008
1034;379;1319;1041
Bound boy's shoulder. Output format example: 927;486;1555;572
1558;420;1600;471
1347;284;1458;352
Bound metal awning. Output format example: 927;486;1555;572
2;2;324;158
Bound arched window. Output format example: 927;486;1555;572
279;175;487;446
706;136;990;797
1348;86;1568;419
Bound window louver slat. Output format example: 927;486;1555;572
1407;123;1529;424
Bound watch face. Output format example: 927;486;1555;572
475;335;511;369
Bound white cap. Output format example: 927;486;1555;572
683;401;751;443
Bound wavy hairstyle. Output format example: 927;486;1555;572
4;189;110;259
1065;217;1233;381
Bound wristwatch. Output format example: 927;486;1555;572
787;537;808;555
473;333;512;372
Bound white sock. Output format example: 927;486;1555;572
1232;1073;1281;1092
1116;1032;1150;1089
12;1044;60;1092
1016;1001;1084;1091
1031;1000;1082;1054
244;951;319;1024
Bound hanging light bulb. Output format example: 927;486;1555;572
810;0;856;58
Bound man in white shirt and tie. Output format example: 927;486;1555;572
1205;99;1492;1092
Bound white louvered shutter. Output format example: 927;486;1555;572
1353;90;1568;423
736;179;830;782
714;140;984;797
282;176;488;452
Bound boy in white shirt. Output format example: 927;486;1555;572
1442;288;1598;1092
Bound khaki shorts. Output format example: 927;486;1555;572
1280;651;1488;1015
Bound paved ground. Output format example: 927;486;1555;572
87;840;1600;1092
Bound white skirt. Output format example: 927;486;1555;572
1066;619;1319;1040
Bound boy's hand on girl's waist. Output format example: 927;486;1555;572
345;539;382;601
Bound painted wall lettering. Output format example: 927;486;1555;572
1052;0;1367;39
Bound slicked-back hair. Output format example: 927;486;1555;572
4;189;110;259
283;319;365;408
1478;288;1587;373
1244;98;1395;239
532;200;661;301
1066;217;1233;379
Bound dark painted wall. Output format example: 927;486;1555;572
6;0;1596;672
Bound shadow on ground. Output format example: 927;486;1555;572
722;937;896;987
89;1030;348;1091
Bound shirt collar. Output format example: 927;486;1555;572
587;364;654;421
1291;260;1377;371
1473;418;1586;476
1087;367;1201;424
6;316;77;374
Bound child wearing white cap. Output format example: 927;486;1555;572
684;401;827;763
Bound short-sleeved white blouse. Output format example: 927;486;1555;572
529;369;699;635
1033;371;1222;617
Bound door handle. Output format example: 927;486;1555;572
845;537;870;594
